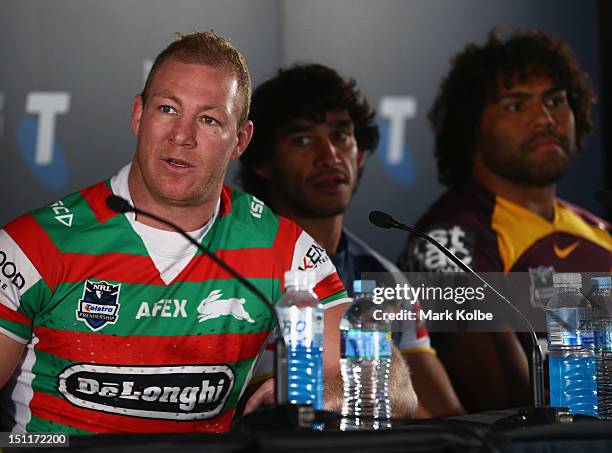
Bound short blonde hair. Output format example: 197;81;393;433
141;31;251;125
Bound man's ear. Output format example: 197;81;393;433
357;149;367;170
230;120;254;160
131;94;144;136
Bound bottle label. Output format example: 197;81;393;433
276;306;323;348
594;321;612;350
341;330;392;359
546;307;594;347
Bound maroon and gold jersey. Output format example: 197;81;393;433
397;180;612;277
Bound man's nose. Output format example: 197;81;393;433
316;137;341;166
169;116;197;148
531;102;556;131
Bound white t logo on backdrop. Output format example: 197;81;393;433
379;96;417;165
25;93;71;165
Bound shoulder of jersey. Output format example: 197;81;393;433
417;184;496;231
557;198;612;233
223;186;299;241
9;179;119;248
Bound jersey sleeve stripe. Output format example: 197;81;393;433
80;181;120;224
272;217;301;290
314;272;346;303
4;214;61;293
30;391;235;433
0;326;29;344
0;302;31;326
34;326;271;365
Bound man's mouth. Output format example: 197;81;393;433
163;158;193;168
526;135;563;154
310;172;348;190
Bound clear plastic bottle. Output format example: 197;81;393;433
591;276;612;420
546;272;597;416
275;270;324;409
340;280;392;430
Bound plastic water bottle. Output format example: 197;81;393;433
340;280;392;430
546;272;597;416
276;270;324;409
592;276;612;420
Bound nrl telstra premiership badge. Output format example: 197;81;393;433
76;280;121;331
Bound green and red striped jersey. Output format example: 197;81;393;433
0;172;347;434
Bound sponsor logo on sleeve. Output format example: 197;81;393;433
58;364;234;420
76;280;121;331
0;248;26;292
197;290;254;323
298;243;329;271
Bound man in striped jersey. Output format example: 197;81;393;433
0;32;349;433
238;63;462;417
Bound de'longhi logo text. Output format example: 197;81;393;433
16;92;70;190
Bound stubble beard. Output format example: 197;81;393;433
483;135;574;188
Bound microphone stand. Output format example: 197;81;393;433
105;195;308;424
368;210;586;427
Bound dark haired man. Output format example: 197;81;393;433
0;32;349;433
239;63;463;417
397;29;612;412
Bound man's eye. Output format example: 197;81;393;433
202;116;218;125
292;136;311;146
334;130;351;142
546;95;568;108
159;105;177;114
505;102;523;112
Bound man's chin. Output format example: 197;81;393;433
305;200;350;218
503;167;568;187
153;188;208;208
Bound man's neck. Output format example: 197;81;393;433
474;165;557;221
127;165;217;232
295;215;344;255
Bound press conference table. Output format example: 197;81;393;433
6;411;612;453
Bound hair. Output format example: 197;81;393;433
237;63;379;199
431;28;596;189
141;31;251;124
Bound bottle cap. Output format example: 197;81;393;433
591;276;612;289
353;280;376;294
284;270;315;290
553;272;581;287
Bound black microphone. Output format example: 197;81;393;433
106;195;134;214
369;210;545;410
106;195;289;406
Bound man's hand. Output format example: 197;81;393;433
323;344;418;419
243;378;275;414
0;334;26;389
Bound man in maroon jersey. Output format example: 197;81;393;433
396;29;612;413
